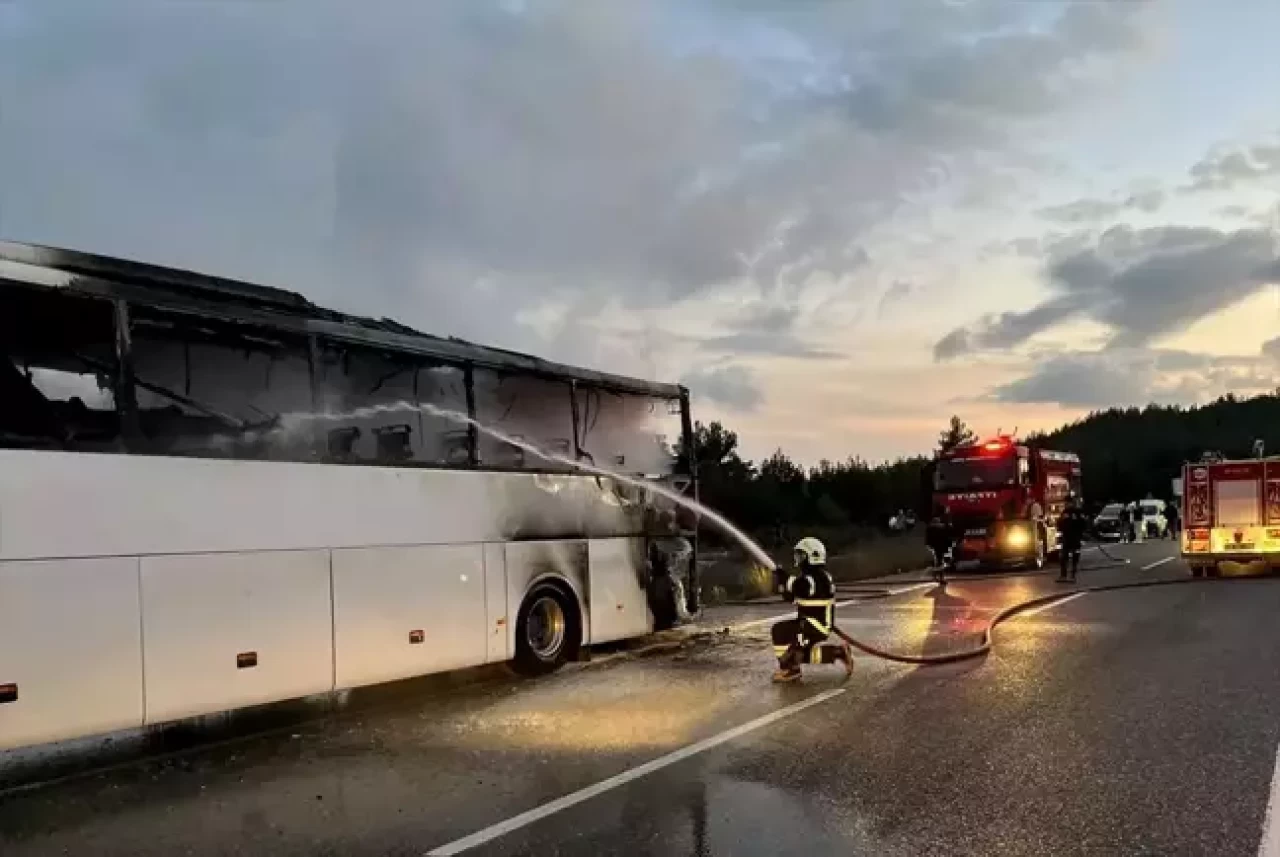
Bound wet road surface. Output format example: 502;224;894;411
5;539;1280;856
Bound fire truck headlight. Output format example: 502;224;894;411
1005;527;1031;549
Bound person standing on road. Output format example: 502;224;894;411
1057;493;1089;583
771;537;854;683
925;509;955;585
1118;503;1133;544
1166;501;1181;540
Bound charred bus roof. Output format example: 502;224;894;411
0;240;686;402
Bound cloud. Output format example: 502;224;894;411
681;363;764;412
727;301;801;335
1186;141;1280;192
932;293;1089;360
698;332;843;360
1037;188;1165;224
937;224;1280;359
0;0;1155;382
991;351;1154;407
688;298;845;360
877;280;914;317
991;345;1280;409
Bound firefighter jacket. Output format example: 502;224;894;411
783;565;836;639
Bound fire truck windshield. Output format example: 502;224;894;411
935;455;1018;491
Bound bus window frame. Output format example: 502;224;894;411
0;277;695;483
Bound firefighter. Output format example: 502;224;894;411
770;537;854;683
1057;492;1089;583
925;508;955;585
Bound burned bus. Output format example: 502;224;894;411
0;240;698;751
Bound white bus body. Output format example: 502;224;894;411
0;242;698;751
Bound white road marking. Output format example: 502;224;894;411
1017;591;1087;619
887;581;936;596
1142;556;1176;571
1258;736;1280;857
424;688;847;856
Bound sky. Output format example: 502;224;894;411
1;0;1278;466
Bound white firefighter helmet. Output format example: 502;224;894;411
793;536;827;567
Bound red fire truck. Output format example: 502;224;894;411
1181;456;1280;577
932;435;1082;569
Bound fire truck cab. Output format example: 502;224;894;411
1181;456;1280;577
933;436;1082;570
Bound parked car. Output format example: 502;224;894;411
1138;499;1168;538
1093;503;1126;540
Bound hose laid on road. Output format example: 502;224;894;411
830;575;1232;667
1089;539;1133;566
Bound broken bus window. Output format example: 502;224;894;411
0;284;121;452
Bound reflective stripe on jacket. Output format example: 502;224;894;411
785;567;835;638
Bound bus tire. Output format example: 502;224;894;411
512;584;581;677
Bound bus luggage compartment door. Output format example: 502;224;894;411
331;544;487;688
139;550;333;725
0;557;143;750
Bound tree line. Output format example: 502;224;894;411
679;392;1280;546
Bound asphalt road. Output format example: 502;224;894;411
5;538;1280;856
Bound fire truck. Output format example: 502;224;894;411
932;435;1082;570
1181;455;1280;577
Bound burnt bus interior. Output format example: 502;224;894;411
0;243;696;487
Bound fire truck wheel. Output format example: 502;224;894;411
1191;565;1205;578
1207;564;1222;578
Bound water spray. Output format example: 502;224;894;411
270;401;778;573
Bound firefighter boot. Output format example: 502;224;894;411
832;640;854;678
772;649;803;683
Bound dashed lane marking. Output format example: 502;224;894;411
886;581;935;596
1016;591;1088;619
1142;556;1176;571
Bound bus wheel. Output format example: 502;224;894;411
512;585;581;676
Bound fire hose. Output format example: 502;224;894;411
829;574;1223;667
765;540;1214;667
